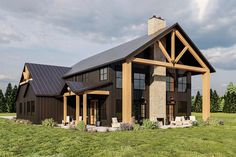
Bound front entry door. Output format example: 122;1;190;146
90;100;98;125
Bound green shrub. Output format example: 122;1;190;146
76;121;86;131
120;123;133;131
192;121;199;127
133;124;141;131
142;119;157;129
42;118;57;127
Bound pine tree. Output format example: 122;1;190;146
5;83;13;113
11;85;18;112
226;82;236;94
211;89;220;112
193;91;202;112
0;89;5;112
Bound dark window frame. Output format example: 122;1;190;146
177;76;187;92
133;73;145;90
100;67;108;81
82;73;88;82
166;76;174;92
116;71;122;89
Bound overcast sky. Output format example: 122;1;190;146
0;0;236;95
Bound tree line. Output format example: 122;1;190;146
0;83;18;113
192;82;236;113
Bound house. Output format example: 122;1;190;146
16;16;215;126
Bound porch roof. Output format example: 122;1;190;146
65;81;112;94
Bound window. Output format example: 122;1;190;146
178;76;187;92
31;101;35;116
82;73;88;82
134;73;145;90
100;67;108;81
27;101;31;115
166;76;174;92
116;71;122;88
19;103;22;114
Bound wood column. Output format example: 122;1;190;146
202;70;210;121
75;95;80;125
122;61;132;123
63;95;67;123
83;94;87;125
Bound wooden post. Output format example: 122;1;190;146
202;70;210;121
83;94;87;125
63;95;67;123
171;31;175;60
75;95;80;125
122;61;132;123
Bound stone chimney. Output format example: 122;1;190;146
148;15;166;35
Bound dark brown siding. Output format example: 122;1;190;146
16;84;37;122
36;97;63;124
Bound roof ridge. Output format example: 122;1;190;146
25;62;71;69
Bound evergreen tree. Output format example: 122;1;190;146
210;89;220;112
223;82;236;113
193;91;202;112
219;97;225;112
0;89;5;112
5;83;13;113
226;82;236;94
11;85;18;112
191;96;195;112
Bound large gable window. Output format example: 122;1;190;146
134;73;145;90
100;67;108;81
178;76;187;92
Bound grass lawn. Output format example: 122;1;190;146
0;113;236;157
0;113;16;116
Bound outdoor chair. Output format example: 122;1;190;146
189;116;197;124
170;116;183;126
111;117;121;128
181;116;191;125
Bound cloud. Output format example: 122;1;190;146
0;74;12;81
203;44;236;70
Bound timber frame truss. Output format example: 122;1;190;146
122;29;211;123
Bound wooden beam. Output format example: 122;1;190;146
175;30;208;69
85;90;110;95
175;46;188;63
75;95;80;125
202;70;210;121
63;95;67;123
171;31;175;60
158;40;172;63
133;58;207;73
83;94;87;125
122;61;132;123
63;92;76;97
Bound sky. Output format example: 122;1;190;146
0;0;236;95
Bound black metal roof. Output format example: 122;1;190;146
65;81;112;94
63;23;215;78
26;63;71;96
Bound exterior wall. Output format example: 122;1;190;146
36;96;63;124
149;41;166;122
16;84;37;123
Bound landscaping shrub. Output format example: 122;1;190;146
133;124;141;131
192;121;199;127
14;119;32;125
218;119;224;125
76;121;86;131
42;118;57;127
142;119;158;129
120;123;133;131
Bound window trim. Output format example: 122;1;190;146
116;71;122;89
177;76;187;93
133;73;145;90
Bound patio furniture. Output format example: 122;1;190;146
111;117;121;128
189;116;197;124
170;116;183;126
181;116;191;125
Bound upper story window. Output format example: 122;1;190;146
166;76;174;92
100;67;108;81
178;76;187;92
116;71;122;88
134;73;145;90
82;73;88;82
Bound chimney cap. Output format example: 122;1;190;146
149;15;165;21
